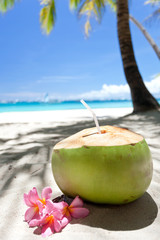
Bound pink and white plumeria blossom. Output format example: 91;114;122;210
23;187;89;237
61;196;90;226
23;187;52;223
29;199;65;237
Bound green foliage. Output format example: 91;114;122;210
78;0;105;18
72;0;106;36
0;0;56;35
0;0;116;36
0;0;15;12
104;0;116;11
70;0;81;9
69;0;116;37
40;0;56;35
145;0;160;23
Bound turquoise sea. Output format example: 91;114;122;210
0;100;159;113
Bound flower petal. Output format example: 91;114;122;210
52;202;68;220
70;196;84;208
24;193;33;207
52;201;68;213
33;213;50;227
41;187;52;200
54;219;62;232
41;222;54;237
45;200;65;219
24;207;38;222
45;200;56;213
29;217;41;227
28;187;39;205
61;216;71;228
70;207;89;219
37;200;45;214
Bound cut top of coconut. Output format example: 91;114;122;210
54;125;144;149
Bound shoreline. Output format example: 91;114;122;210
0;107;133;123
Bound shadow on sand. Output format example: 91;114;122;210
71;192;158;231
0;111;160;195
0;111;159;232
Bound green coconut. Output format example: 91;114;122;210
52;126;153;204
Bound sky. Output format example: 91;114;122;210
0;0;160;102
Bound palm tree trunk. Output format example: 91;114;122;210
129;15;160;60
117;0;159;112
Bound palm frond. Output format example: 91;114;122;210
69;0;116;36
40;0;56;34
144;7;160;23
70;0;82;9
144;0;160;25
85;19;91;36
145;0;160;6
0;0;15;12
76;0;106;36
104;0;116;11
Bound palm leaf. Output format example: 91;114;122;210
69;0;116;36
104;0;116;11
85;19;91;36
70;0;116;38
70;0;82;9
144;8;160;23
145;0;160;6
40;0;56;34
144;0;160;23
0;0;15;12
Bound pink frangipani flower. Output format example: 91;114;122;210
61;196;89;226
29;199;65;237
23;187;90;237
23;187;52;223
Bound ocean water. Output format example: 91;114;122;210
0;100;134;113
0;99;159;113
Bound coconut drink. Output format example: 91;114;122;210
52;125;152;204
52;100;152;204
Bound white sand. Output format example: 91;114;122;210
0;108;160;240
0;107;132;123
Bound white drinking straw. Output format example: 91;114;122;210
80;99;101;134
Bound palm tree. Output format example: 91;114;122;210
116;0;159;112
78;1;160;59
1;0;159;112
73;0;159;112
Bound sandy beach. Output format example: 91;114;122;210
0;107;160;240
